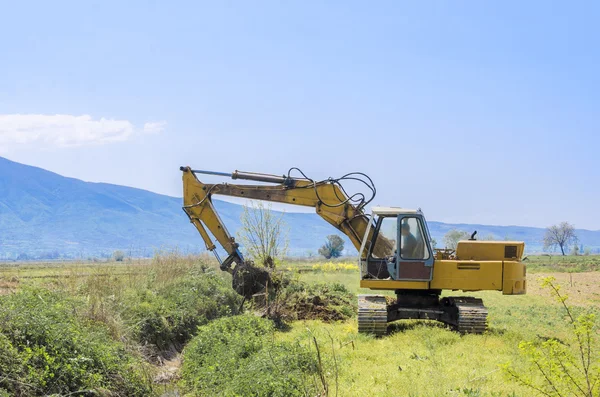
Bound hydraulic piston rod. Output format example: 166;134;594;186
180;167;297;186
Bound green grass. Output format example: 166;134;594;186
1;254;599;396
524;254;600;272
274;289;598;397
277;256;600;396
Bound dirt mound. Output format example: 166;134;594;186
263;280;356;322
292;293;352;321
232;262;272;298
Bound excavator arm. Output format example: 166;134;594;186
180;166;389;273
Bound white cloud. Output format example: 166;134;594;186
143;121;167;134
0;114;166;150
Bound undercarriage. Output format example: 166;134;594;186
358;290;488;336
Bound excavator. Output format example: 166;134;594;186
180;166;527;335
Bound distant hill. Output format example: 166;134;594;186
1;156;599;260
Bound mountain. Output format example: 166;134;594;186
0;156;345;259
1;156;599;259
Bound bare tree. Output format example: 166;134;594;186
237;201;289;268
443;229;470;250
543;222;577;256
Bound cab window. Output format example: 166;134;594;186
400;217;430;260
370;216;397;259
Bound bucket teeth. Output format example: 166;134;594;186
358;295;388;336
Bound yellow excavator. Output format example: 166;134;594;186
180;166;526;335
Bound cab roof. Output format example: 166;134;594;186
371;206;420;216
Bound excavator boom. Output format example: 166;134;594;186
180;166;388;273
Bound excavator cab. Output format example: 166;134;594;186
360;207;434;281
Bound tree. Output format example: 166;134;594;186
237;201;289;268
443;229;470;250
113;250;125;262
544;222;577;256
318;235;345;259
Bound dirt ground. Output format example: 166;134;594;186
0;278;18;295
526;271;600;306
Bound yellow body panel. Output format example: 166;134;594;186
456;241;525;261
502;260;527;295
430;260;503;291
360;260;526;295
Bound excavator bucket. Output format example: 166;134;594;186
232;262;272;298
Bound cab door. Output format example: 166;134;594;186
363;215;398;279
397;215;434;281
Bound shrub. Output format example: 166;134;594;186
121;266;241;356
181;315;321;396
0;333;23;393
0;288;151;396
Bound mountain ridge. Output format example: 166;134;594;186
1;156;598;259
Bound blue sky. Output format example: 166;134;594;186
1;1;599;229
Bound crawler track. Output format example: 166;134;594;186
358;295;388;336
358;294;488;336
445;297;488;334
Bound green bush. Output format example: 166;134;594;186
181;315;321;396
0;333;23;393
0;288;151;396
121;268;241;355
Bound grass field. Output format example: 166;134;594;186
1;255;599;396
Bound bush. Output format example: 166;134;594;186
121;266;241;356
0;333;23;393
0;288;151;396
181;315;321;396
